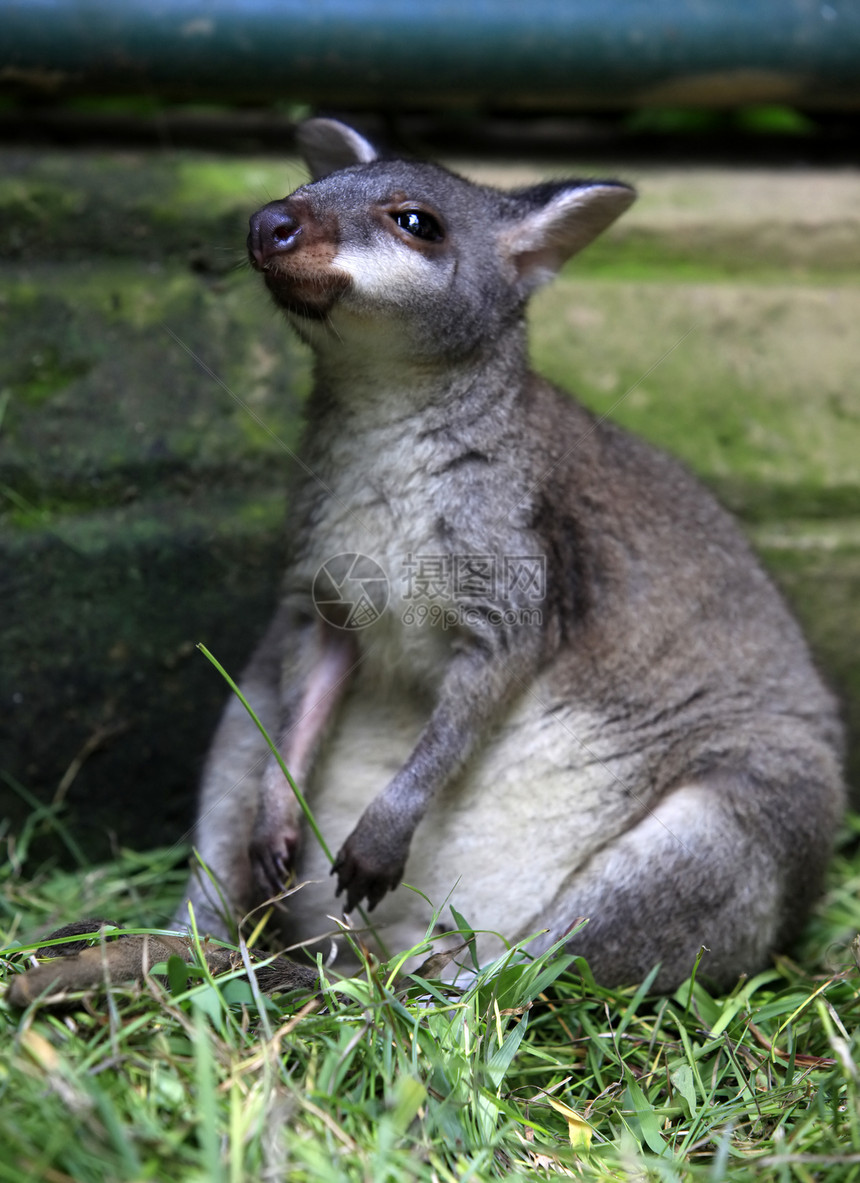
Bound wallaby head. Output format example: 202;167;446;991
247;118;635;365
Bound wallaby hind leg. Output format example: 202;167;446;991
539;770;837;993
174;612;286;939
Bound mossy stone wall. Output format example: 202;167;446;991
1;147;858;864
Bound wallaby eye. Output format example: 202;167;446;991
391;208;444;242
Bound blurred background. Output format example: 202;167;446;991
1;0;858;869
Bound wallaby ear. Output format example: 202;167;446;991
502;181;636;287
296;118;379;180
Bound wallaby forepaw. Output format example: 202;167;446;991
249;829;300;901
331;843;404;913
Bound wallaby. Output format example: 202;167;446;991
176;118;844;992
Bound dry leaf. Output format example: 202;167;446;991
545;1095;594;1149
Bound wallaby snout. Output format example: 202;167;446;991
247;194;348;318
247;201;302;267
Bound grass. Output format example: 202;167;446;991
2;794;860;1182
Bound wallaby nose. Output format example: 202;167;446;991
248;202;302;268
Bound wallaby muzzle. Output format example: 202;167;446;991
247;195;348;318
247;200;303;268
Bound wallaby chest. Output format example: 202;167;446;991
291;393;535;607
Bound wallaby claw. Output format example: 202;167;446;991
331;847;404;914
250;832;299;900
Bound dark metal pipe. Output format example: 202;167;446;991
2;0;860;109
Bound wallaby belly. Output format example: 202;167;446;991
283;671;648;965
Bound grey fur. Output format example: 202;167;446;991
177;119;844;991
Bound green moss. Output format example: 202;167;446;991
0;177;87;230
760;544;860;791
14;347;92;406
0;292;96;412
170;157;307;211
530;277;860;498
735;105;817;134
570;232;860;283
